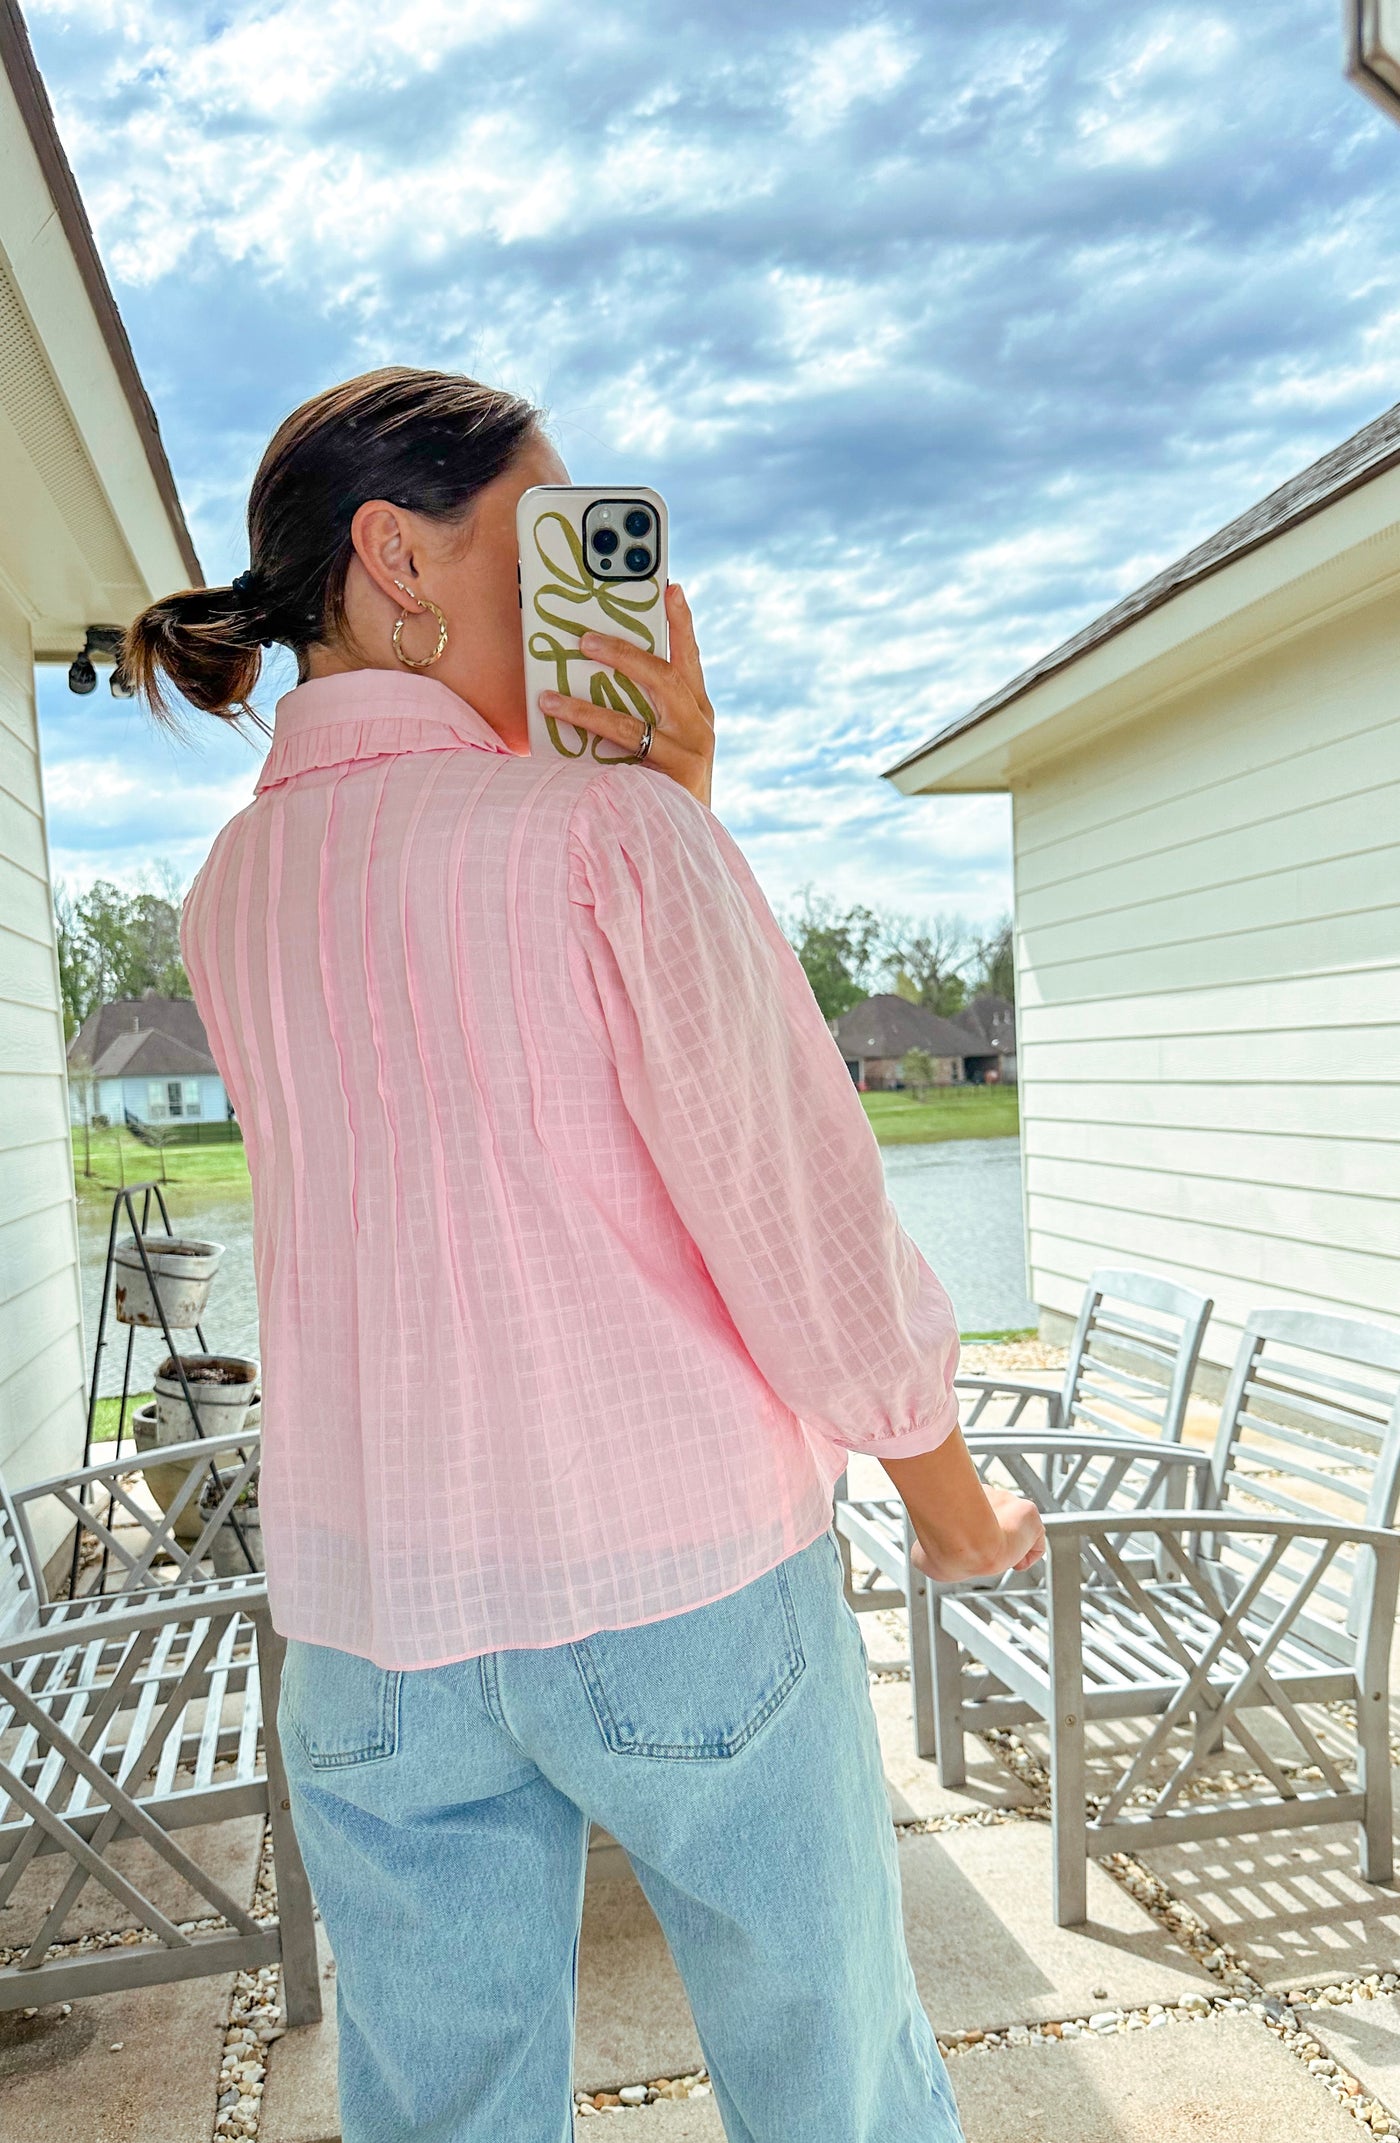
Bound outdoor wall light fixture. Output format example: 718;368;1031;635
68;625;134;698
1347;0;1400;122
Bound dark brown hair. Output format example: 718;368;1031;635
125;366;539;724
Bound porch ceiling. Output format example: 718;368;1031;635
0;2;201;655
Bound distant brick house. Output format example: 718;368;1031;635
828;995;975;1089
955;994;1018;1084
67;994;231;1129
830;991;1019;1090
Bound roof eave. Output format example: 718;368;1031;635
0;0;202;589
885;450;1400;796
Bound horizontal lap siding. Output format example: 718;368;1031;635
0;588;87;1566
1013;590;1400;1372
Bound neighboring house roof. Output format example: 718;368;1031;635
0;2;201;587
86;1028;215;1080
68;996;216;1079
830;994;975;1062
955;993;1016;1054
884;397;1400;782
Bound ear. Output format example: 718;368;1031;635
349;500;419;605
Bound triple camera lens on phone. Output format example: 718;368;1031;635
584;500;656;582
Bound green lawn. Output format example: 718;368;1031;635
861;1086;1020;1145
71;1124;252;1205
70;1086;1015;1203
88;1392;155;1443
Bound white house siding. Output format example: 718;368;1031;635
183;1072;229;1122
1013;581;1400;1377
0;581;87;1560
77;1069;230;1127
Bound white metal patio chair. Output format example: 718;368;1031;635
931;1308;1400;1925
0;1433;319;2019
955;1267;1213;1437
833;1268;1214;1755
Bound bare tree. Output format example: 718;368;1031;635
141;1120;184;1187
967;917;1015;1003
879;912;976;1017
68;1048;98;1178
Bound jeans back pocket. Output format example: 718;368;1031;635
280;1638;402;1769
571;1560;806;1759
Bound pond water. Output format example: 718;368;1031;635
78;1137;1033;1395
878;1137;1034;1335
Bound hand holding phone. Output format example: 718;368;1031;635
544;590;713;806
517;485;714;805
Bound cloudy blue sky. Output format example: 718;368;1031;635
27;0;1400;928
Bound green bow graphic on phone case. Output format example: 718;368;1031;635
528;511;661;760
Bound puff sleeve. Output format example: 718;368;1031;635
566;766;961;1459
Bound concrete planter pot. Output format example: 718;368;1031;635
153;1355;259;1443
132;1401;204;1547
134;1389;262;1450
133;1392;261;1549
200;1482;264;1577
114;1237;224;1330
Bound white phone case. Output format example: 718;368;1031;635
517;484;669;761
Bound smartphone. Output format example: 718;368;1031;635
518;484;669;760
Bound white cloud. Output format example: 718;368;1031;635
26;0;1400;935
784;21;918;137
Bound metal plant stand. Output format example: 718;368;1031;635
70;1181;258;1596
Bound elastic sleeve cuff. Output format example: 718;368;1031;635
834;1393;962;1462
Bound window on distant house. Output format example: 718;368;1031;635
183;1079;202;1119
146;1080;168;1122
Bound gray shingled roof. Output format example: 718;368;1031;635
90;1029;215;1080
830;994;982;1062
885;398;1400;779
955;993;1016;1052
69;996;216;1079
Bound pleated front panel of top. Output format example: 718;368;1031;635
182;671;959;1666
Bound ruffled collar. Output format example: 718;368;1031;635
254;672;514;794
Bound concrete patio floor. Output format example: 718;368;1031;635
5;1610;1399;2143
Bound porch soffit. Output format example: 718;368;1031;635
0;2;201;650
0;248;145;630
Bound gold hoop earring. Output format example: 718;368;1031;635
391;579;449;669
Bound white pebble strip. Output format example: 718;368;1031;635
575;2071;711;2114
213;1823;285;2140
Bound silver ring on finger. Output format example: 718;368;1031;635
629;714;656;764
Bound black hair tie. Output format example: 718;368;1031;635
230;568;279;648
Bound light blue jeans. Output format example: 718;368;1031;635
278;1528;963;2142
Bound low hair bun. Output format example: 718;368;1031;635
123;584;267;725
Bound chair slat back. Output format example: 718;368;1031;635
13;1433;262;1603
1063;1269;1214;1444
0;1477;42;1644
1211;1308;1400;1650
